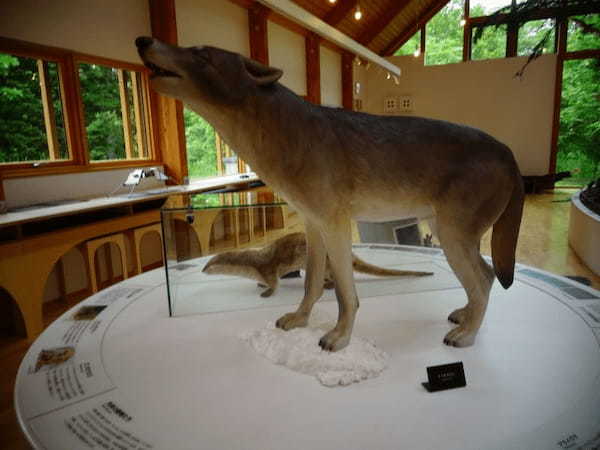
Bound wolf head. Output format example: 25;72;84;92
135;37;283;107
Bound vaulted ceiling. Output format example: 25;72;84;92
288;0;450;56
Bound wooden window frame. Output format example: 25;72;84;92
0;36;161;179
74;53;158;167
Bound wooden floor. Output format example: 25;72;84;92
1;189;598;450
481;189;600;290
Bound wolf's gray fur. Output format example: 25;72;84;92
136;37;524;351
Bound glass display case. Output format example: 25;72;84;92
161;189;303;316
161;188;440;318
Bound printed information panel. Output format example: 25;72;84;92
16;285;152;420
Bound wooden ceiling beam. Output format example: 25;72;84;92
323;0;357;26
357;0;412;46
257;0;400;74
380;0;450;56
230;0;347;53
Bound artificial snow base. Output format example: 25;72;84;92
241;309;389;387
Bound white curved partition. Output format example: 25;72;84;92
14;245;600;450
569;191;600;276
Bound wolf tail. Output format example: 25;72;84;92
491;176;525;289
352;254;433;277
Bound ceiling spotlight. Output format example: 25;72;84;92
354;4;363;21
328;0;337;3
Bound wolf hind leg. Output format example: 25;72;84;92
317;219;358;351
437;221;495;347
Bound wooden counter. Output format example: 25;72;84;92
0;173;262;338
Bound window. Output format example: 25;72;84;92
78;62;151;162
470;0;508;17
394;31;421;57
425;0;464;65
0;52;69;164
567;14;600;52
558;59;600;185
518;19;555;56
0;37;156;176
184;106;250;181
184;107;218;179
472;24;507;60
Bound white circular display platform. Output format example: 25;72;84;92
15;245;600;450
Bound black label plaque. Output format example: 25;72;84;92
422;362;466;392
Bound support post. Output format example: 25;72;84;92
341;51;354;110
305;32;321;105
148;0;188;184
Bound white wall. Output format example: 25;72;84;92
176;0;250;56
0;0;150;63
320;45;342;107
268;21;307;95
360;54;557;176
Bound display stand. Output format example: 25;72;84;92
15;245;600;450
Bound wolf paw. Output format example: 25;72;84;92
276;311;308;330
448;307;469;324
319;329;350;352
443;326;477;347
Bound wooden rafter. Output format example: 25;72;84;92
357;0;412;46
381;0;450;56
37;60;60;161
323;0;357;26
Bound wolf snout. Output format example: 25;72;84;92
135;36;154;51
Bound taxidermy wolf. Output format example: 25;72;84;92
136;37;524;351
202;232;432;297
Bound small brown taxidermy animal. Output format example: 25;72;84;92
202;232;432;298
136;38;524;351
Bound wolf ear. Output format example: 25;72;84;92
243;58;283;86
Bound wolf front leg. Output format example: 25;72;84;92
276;222;327;330
317;220;358;352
